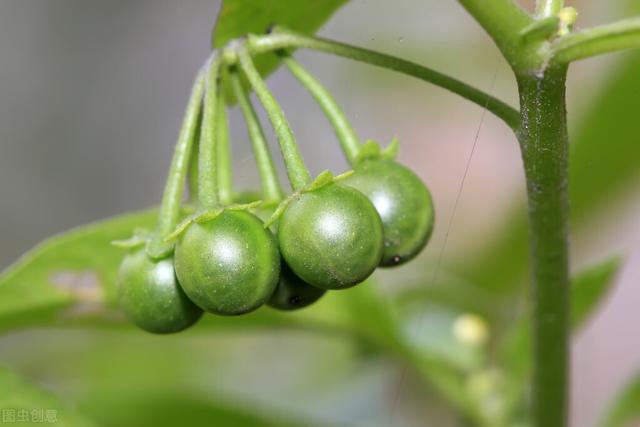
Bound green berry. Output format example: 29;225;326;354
254;203;326;311
278;182;384;290
268;263;326;310
174;210;280;315
343;159;434;266
117;249;202;334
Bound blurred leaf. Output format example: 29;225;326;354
500;257;622;417
572;256;621;328
0;209;157;332
212;0;348;88
570;0;640;218
0;366;95;427
212;0;348;46
83;393;312;427
394;272;510;322
338;280;405;354
1;331;342;427
600;373;640;427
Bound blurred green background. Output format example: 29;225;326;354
0;1;639;426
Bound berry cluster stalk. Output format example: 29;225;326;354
282;55;362;165
150;69;205;253
198;54;224;209
230;70;284;203
237;46;312;191
215;78;234;206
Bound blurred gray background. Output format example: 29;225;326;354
0;1;638;426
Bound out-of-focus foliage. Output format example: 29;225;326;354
600;374;640;427
0;209;156;332
0;367;95;427
212;0;347;49
571;257;621;328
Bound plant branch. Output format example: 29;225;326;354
550;16;640;64
456;0;533;65
245;28;521;130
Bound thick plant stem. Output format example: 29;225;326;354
516;65;570;427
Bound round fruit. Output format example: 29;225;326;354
268;263;326;310
253;202;326;311
174;209;280;315
343;159;434;267
278;182;384;290
117;249;202;334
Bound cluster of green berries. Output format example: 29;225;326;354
115;35;434;334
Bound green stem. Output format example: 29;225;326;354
230;69;284;203
246;28;521;130
198;54;223;209
155;69;205;236
535;0;563;18
215;74;234;206
550;16;640;64
516;66;570;427
187;122;201;203
237;45;311;190
282;55;361;165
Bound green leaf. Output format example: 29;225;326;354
339;282;477;419
568;52;640;218
0;331;341;427
83;393;311;427
212;0;348;76
394;273;509;322
0;366;95;427
572;256;621;328
600;374;640;427
0;209;157;332
212;0;348;48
